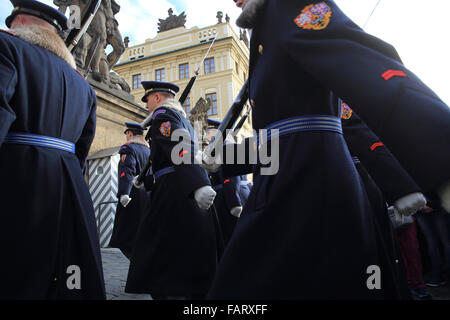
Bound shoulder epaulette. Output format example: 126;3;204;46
0;29;14;36
152;108;167;120
75;69;87;80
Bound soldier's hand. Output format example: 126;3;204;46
438;179;450;214
394;192;427;216
199;152;221;173
391;207;413;227
194;186;216;210
120;194;132;207
230;206;243;218
133;176;144;189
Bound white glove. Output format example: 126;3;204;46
120;194;132;207
199;151;221;173
394;207;414;227
230;206;243;218
394;192;426;216
194;186;216;210
133;176;145;189
438;179;450;213
389;207;413;228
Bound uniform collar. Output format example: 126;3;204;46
10;25;76;69
236;0;267;29
149;98;187;119
127;135;149;148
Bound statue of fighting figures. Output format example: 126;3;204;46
189;98;212;150
54;0;128;92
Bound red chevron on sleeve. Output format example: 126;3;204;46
381;70;407;81
370;142;384;151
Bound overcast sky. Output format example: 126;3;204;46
0;0;449;105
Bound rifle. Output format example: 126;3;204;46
65;0;102;53
204;80;249;156
230;105;251;138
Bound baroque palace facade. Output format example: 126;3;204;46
112;17;250;128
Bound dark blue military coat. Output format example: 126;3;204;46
341;102;422;205
210;171;243;248
0;29;105;299
109;140;150;259
270;0;450;196
125;106;218;298
341;102;425;299
208;0;429;299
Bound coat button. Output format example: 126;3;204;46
258;44;263;55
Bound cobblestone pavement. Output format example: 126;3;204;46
102;248;450;300
101;248;152;300
426;284;450;300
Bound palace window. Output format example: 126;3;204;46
206;93;218;116
204;57;215;74
155;68;165;81
179;63;189;80
183;97;191;117
132;74;142;89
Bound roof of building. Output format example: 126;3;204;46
87;146;121;160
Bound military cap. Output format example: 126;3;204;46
6;0;68;31
207;118;221;128
141;81;180;103
124;122;144;135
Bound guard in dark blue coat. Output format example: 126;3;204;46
341;102;426;215
109;122;150;259
209;170;243;248
0;0;105;299
206;0;450;299
207;119;243;247
125;81;219;299
341;101;428;299
237;0;450;209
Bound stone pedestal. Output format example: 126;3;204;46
89;79;148;156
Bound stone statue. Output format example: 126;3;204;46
158;8;187;33
124;36;129;48
189;97;211;149
54;0;129;94
240;29;249;48
53;0;72;14
86;0;125;82
225;14;230;23
109;72;131;93
216;11;223;24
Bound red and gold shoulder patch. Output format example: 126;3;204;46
159;121;171;137
341;102;353;120
294;2;332;30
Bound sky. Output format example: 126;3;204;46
0;0;449;105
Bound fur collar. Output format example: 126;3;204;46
11;25;76;69
128;135;149;148
151;98;187;119
236;0;267;29
140;98;188;128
